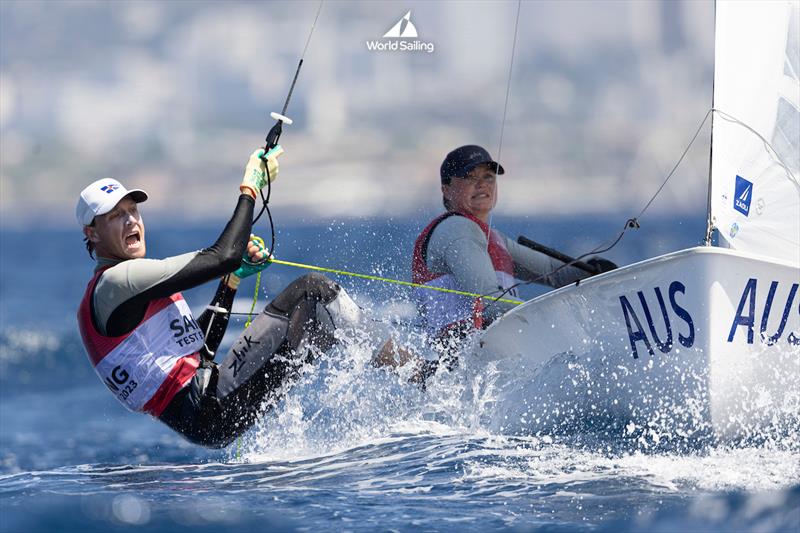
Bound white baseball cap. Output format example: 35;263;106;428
76;178;148;227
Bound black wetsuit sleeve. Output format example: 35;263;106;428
105;194;254;337
196;278;238;359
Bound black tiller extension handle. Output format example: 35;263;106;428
517;235;599;275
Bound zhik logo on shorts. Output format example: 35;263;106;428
366;11;435;54
733;175;753;217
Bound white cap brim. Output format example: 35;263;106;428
93;189;148;218
76;179;148;226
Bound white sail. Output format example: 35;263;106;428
711;0;800;265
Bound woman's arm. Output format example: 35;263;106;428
505;236;588;288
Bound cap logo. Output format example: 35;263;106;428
100;184;119;194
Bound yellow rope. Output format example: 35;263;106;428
268;258;522;305
233;248;521;456
244;235;268;329
243;270;262;329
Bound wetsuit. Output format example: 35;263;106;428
78;194;358;448
413;212;588;335
411;212;590;380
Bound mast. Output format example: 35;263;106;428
704;0;717;246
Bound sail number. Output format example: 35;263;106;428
618;279;799;359
728;279;799;346
619;281;695;359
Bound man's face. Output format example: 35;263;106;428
84;197;146;261
442;163;497;222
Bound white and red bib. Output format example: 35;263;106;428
77;270;202;416
412;212;517;336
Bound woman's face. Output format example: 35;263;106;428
441;163;497;222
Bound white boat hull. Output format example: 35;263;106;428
474;246;800;442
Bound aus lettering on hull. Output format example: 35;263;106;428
619;281;695;359
728;279;799;346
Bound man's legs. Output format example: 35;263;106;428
167;273;361;447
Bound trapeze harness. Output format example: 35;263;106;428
77;268;203;416
412;212;517;338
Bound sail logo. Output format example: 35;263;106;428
366;11;435;54
733;175;753;216
383;10;417;38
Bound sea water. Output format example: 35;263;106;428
1;216;798;532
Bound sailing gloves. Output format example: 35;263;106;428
240;146;284;198
233;235;272;279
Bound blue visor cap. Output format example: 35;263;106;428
440;145;505;182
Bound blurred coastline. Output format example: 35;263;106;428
1;0;714;227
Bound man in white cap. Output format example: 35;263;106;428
76;147;361;448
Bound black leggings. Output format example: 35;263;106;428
159;273;340;448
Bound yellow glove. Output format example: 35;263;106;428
240;145;284;198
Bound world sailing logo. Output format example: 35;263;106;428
366;11;435;54
733;175;753;216
383;10;417;38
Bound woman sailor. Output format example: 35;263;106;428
388;145;615;381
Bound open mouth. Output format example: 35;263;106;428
125;231;141;248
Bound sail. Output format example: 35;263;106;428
711;0;800;264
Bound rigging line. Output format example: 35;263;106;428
487;0;523;248
247;3;324;326
713;108;799;189
252;158;276;254
705;1;716;246
301;0;324;62
243;107;717;317
227;257;523;305
484;218;632;309
244;106;713;318
636;107;713;220
253;2;323;241
496;0;522;166
277;0;324;117
270;258;523;305
483;107;717;311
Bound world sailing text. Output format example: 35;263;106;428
365;40;435;53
